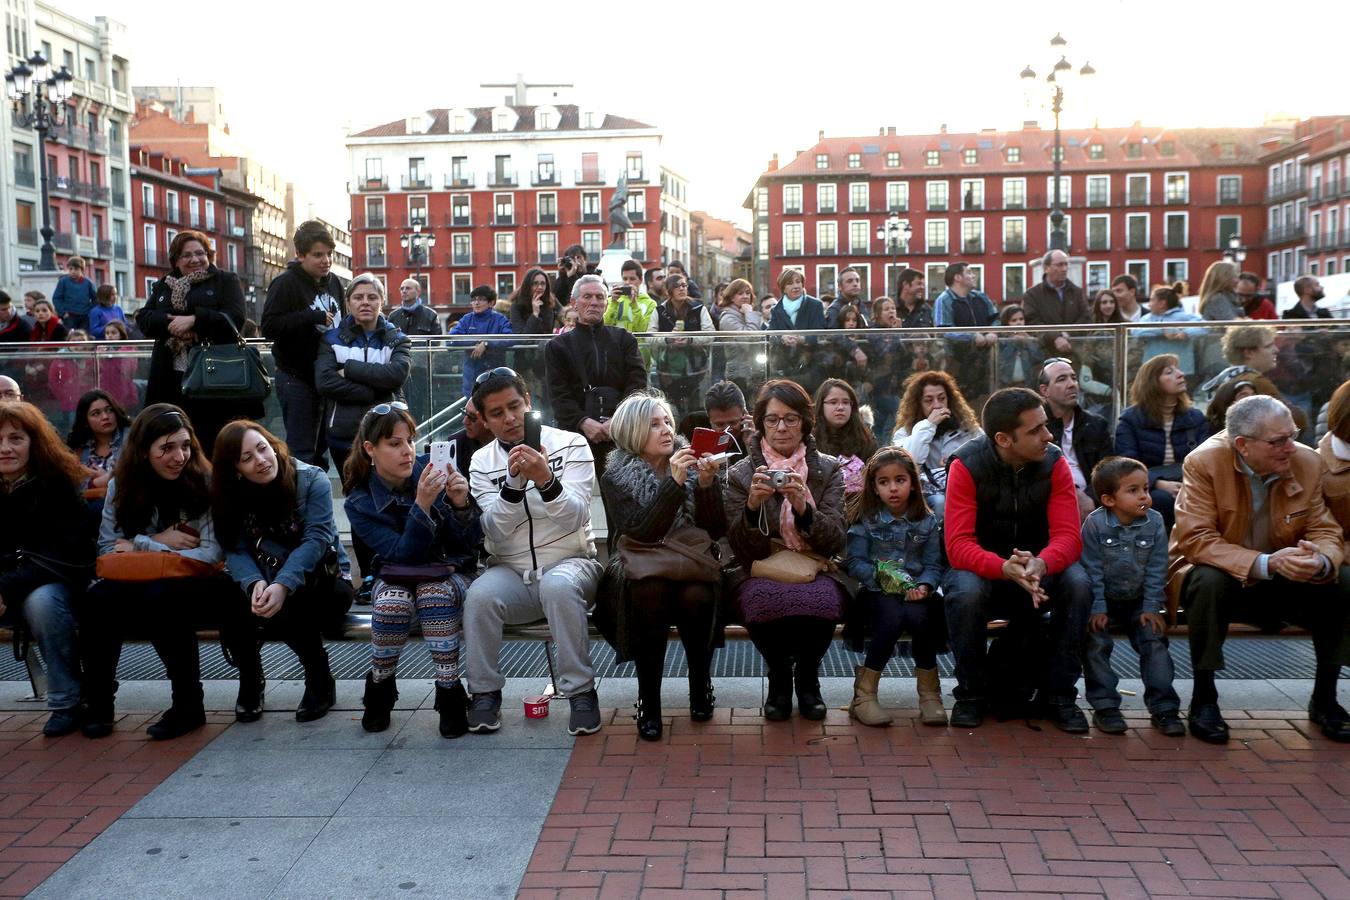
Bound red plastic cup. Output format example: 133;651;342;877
523;695;551;718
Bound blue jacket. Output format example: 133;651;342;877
315;315;412;452
933;288;998;343
447;308;513;397
845;508;944;593
53;275;97;318
89;303;129;339
1135;306;1204;373
223;461;339;593
1078;506;1167;615
345;456;482;576
1114;404;1209;487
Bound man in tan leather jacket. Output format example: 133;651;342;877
1169;395;1350;744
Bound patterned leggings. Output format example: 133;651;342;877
370;574;470;688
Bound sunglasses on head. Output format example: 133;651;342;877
475;366;518;385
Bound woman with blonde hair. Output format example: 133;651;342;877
1197;260;1244;321
716;278;763;397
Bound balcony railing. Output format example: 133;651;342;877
818;204;836;214
539;250;558;264
575;169;606;186
1087;236;1110;251
114;241;128;259
531;171;559;186
451;252;474;267
925;243;948;255
487;171;518;188
818;245;837;255
112;189;126;208
1125;235;1150;250
1218;191;1243;206
626;169;647;183
444;173;475;189
629;211;646;223
538;212;557;225
1004;197;1026;210
1127;192;1149;206
927;201;947;212
1164;234;1188;249
961;199;984;211
1165;192;1189;205
1265;177;1307;203
495;252;516;265
784;248;803;257
363;215;386;229
1003;238;1026;253
17;228;38;246
784;206;802;215
1263;225;1306;245
401;174;431;190
580;211;602;224
97;239;113;258
962;239;984;254
447;212;471;227
14;168;35;188
359;175;388;191
140;250;160;266
165;208;181;225
493;214;514;226
366;253;388;268
1086;193;1110;208
53;231;75;251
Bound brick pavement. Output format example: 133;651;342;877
0;709;231;898
520;706;1350;899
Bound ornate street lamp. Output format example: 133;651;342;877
1020;37;1095;253
875;215;912;296
399;220;436;285
1223;233;1248;264
7;53;75;270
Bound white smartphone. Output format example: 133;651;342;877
429;440;455;473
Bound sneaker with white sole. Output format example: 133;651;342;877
567;689;602;736
467;690;502;733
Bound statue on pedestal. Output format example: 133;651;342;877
607;172;632;249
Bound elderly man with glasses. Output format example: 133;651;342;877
0;376;21;402
1169;394;1350;744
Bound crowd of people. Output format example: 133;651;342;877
2;225;1349;749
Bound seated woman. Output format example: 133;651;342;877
344;403;481;738
889;370;982;516
724;379;847;722
81;404;257;740
66;389;131;497
211;421;350;723
813;378;877;500
1204;376;1259;435
1114;354;1209;530
0;401;95;736
597;392;726;741
1317;379;1350;542
1204;324;1308;432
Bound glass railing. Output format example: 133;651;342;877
3;318;1345;449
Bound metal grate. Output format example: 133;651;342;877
0;636;1322;682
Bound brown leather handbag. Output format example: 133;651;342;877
96;551;224;582
617;524;721;583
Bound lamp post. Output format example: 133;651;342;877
6;53;74;271
1222;234;1248;265
399;220;436;286
875;215;912;297
1020;34;1095;253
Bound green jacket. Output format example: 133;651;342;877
603;291;658;335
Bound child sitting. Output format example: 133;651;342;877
1079;456;1183;736
844;447;946;726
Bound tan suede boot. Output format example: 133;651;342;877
849;665;892;726
916;667;947;726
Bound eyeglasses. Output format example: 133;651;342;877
0;390;21;400
475;366;518;385
367;401;409;417
1040;357;1074;369
763;414;803;429
1247;433;1297;449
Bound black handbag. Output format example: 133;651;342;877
182;317;271;401
251;536;338;587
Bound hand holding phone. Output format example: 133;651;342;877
523;411;542;451
429;440;456;473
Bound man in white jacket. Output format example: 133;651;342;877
463;368;605;736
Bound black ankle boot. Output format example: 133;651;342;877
635;697;663;741
146;704;206;740
435;683;468;738
361;671;397;733
235;665;265;724
297;674;336;723
689;673;715;723
794;665;827;721
80;680;118;739
763;665;793;721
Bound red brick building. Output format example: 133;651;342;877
129;147;249;299
746;124;1286;303
1259;116;1350;285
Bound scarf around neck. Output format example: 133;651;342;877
163;269;213;371
762;439;813;550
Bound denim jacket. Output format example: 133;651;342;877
224;461;339;593
344;457;482;576
845;508;944;593
1079;506;1167;615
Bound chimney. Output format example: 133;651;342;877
879;126;885;136
939;124;947;134
768;153;779;172
887;126;896;136
818;129;824;141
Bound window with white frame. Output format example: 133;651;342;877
1165;172;1189;203
496;272;516;297
143;223;157;264
453;274;472;304
963;149;978;166
581;230;602;257
366;234;385;265
1045;175;1070;208
757;223;768;259
783;222;804;255
1086;214;1109;251
1086;262;1109;295
1086;175;1110;207
1127;173;1150;205
1126;260;1148;291
925;150;940;167
1005;147;1022;163
816;221;837;254
849;183;869;212
538;232;558;263
1003;217;1026;253
494;193;513;224
886;151;900;167
1165;259;1188;284
756;187;767;214
817;264;837;298
188;195;200;228
626;229;647;258
961;219;984;254
1126;213;1149;249
581;191;601;223
1003;178;1026;209
537;192;557;224
849;221;869;254
452;233;472;266
886;182;908;212
495;233;515;264
926;181;948;211
227;243;238;272
1003;263;1026;299
626;191;645;220
1218;175;1241;204
959;179;983;210
1045;215;1071;247
847;152;861;169
165;190;179;222
817;183;836;213
450;194;470;225
924;264;946;299
783;184;802;214
815;153;828;169
1216;215;1241;249
1164;212;1188;248
925;220;948;253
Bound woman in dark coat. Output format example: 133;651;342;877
135;230;263;455
597;391;726;741
724;379;847;722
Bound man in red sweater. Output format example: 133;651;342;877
942;387;1091;731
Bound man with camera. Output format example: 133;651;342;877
545;274;648;479
554;245;589;308
604;259;659;335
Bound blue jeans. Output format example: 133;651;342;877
276;370;327;469
1082;601;1180;715
21;582;81;710
942;563;1092;704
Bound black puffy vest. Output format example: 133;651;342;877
950;437;1062;558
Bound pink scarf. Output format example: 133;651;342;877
762;440;813;550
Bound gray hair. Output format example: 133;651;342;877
345;272;387;302
608;390;674;456
1043;249;1067;267
570;273;605;300
1226;394;1292;440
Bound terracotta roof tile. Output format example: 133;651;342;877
351;104;653;138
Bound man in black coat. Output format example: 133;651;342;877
544;274;648;478
1284;275;1338;417
261;221;346;468
1039;358;1112;520
389;279;442;335
553;245;589;308
1022;249;1089;357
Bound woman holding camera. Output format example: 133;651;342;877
211;421;347;723
598;392;726;741
724;379;848;721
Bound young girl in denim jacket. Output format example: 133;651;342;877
845;447;946;726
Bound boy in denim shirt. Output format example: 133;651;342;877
1080;457;1183;736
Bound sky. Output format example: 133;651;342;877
63;0;1349;230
